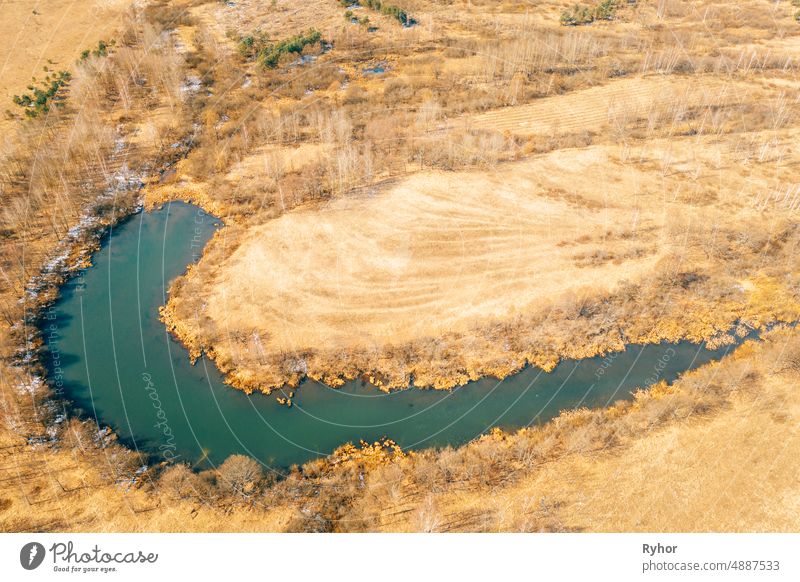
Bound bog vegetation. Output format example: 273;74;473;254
2;0;800;533
560;0;619;26
238;29;324;68
338;0;414;27
12;70;71;118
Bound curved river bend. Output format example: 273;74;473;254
44;203;741;468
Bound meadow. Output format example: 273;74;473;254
1;0;799;532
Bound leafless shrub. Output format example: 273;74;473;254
217;454;264;497
159;463;208;500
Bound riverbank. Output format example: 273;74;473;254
0;0;221;530
45;202;756;467
159;131;800;395
4;0;800;534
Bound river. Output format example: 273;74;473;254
43;202;742;468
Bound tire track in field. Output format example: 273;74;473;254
448;75;748;137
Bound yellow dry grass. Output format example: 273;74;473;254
166;121;800;391
394;372;800;532
4;0;800;534
226;142;332;180
453;74;748;137
208;160;656;350
0;0;131;133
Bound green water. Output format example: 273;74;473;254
43;202;741;469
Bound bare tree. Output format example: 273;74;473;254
217;454;263;496
160;463;206;501
413;494;441;532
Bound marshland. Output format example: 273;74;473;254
1;0;800;532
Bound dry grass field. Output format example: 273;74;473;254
2;0;800;534
155;0;800;393
454;75;747;136
165;111;800;392
0;0;131;133
353;329;800;532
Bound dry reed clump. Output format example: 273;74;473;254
411;128;523;169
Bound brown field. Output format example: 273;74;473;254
164;121;800;392
0;0;131;133
453;75;749;137
227;142;332;181
211;160;658;347
155;1;800;393
3;0;800;534
408;352;800;532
